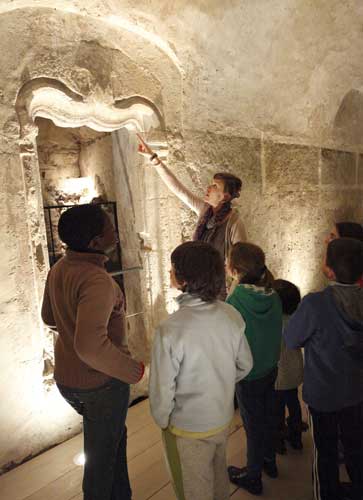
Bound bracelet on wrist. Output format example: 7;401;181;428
150;153;158;161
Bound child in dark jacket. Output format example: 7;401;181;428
284;238;363;500
272;279;304;454
226;242;282;496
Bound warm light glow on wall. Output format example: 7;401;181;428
60;177;98;203
73;452;86;466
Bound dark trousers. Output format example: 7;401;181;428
236;368;278;477
276;388;302;439
57;379;131;500
309;402;363;500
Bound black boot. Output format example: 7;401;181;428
228;466;263;496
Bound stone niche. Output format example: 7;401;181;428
35;118;150;386
34;114;163;401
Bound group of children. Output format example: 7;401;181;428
149;225;363;500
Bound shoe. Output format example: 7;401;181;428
276;439;287;455
263;458;279;478
228;466;263;495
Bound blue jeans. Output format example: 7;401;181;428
236;368;278;477
57;379;131;500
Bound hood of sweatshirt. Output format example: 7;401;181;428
329;284;363;363
330;283;363;323
231;284;279;317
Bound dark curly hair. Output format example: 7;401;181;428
171;241;224;302
58;204;106;251
272;279;301;315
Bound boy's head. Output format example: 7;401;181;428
170;241;224;302
272;279;301;315
336;222;363;242
324;237;363;284
58;204;117;253
326;221;363;244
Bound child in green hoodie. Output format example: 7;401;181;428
226;242;282;496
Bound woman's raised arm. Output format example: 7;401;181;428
137;134;205;216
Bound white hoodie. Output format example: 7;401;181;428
149;293;253;432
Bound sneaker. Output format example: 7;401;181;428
228;466;263;495
263;459;279;478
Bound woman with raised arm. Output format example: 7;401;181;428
138;135;247;297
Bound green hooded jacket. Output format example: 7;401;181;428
227;284;282;381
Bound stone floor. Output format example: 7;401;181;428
0;399;315;500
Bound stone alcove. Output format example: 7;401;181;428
16;77;168;398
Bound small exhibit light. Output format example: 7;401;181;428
73;452;86;466
60;177;98;203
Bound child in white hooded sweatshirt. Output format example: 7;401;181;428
149;241;253;500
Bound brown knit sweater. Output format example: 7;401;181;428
41;250;143;389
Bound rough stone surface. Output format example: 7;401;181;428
1;0;363;473
321;149;357;186
264;142;320;190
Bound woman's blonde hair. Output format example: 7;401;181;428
229;242;274;289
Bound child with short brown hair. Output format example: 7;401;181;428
149;241;253;500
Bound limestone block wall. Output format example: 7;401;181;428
165;131;363;296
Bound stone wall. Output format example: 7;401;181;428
164;131;363;296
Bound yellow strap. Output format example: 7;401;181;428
168;420;231;439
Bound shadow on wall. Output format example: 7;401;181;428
333;89;363;147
